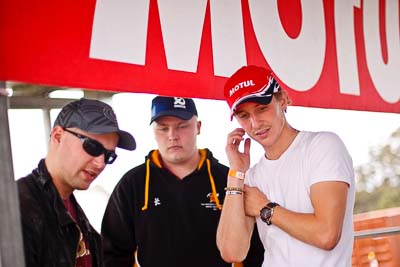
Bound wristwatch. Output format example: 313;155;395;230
260;202;280;225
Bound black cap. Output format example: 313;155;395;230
150;96;198;124
54;98;136;150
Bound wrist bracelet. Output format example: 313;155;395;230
226;190;243;195
224;187;243;192
228;169;245;180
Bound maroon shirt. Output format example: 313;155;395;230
64;198;92;267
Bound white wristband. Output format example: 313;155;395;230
226;190;243;195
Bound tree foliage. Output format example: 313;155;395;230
354;127;400;214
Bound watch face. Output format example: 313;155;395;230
260;206;272;223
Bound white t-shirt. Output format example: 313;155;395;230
246;131;355;267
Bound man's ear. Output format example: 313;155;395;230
196;120;202;135
280;90;289;112
50;126;64;144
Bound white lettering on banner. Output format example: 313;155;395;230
248;0;326;91
363;0;400;103
89;0;399;104
229;80;255;97
210;0;247;77
90;0;246;76
335;0;361;96
90;0;150;65
158;0;207;72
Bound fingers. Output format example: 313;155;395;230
227;128;246;146
243;186;270;217
243;138;251;155
226;128;251;171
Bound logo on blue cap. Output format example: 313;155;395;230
150;96;198;124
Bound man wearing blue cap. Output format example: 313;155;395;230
101;96;264;267
17;98;136;267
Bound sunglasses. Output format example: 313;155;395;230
63;128;117;164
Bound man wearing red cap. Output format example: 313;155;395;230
217;65;355;267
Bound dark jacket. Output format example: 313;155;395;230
17;159;103;267
102;149;263;267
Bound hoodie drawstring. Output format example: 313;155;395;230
206;158;222;210
141;158;151;211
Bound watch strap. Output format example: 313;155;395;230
266;202;279;225
267;202;279;209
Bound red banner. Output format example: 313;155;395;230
0;0;399;113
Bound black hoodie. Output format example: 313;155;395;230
102;149;263;267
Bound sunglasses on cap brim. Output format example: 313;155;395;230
63;128;117;164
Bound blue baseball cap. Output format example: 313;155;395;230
150;96;198;124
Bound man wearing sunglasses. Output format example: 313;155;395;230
101;96;264;267
17;98;136;267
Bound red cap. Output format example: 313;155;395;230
224;65;281;117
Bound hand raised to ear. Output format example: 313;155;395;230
226;128;251;172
